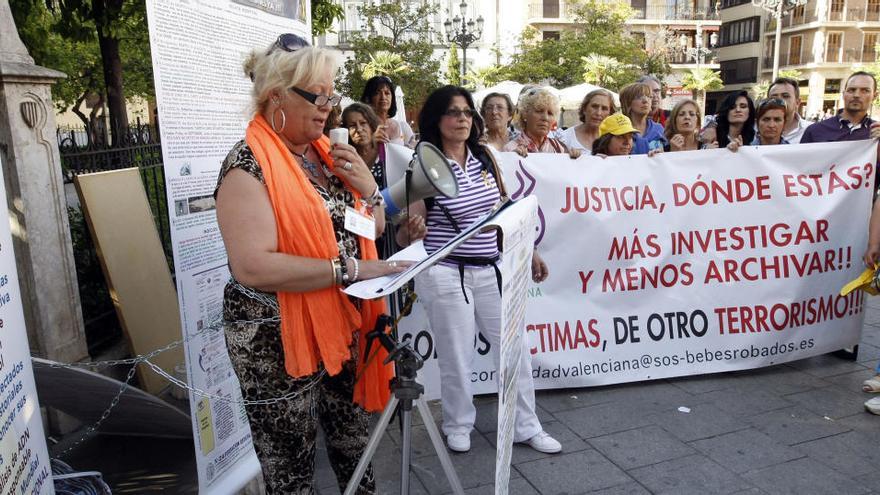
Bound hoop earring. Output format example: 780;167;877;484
271;107;287;133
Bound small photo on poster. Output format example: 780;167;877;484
231;0;307;22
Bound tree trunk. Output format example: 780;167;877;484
94;0;128;147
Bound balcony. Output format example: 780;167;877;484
762;48;865;68
767;6;880;30
825;48;860;63
631;5;720;21
337;29;364;46
529;3;560;19
668;50;719;65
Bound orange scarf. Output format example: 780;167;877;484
245;114;392;412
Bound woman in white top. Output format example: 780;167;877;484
360;75;414;146
559;89;616;153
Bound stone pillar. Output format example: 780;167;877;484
0;0;88;363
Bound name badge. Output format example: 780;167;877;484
344;206;376;241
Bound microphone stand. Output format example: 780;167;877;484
344;316;464;495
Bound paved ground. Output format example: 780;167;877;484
312;302;880;495
63;302;880;494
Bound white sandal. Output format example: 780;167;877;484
862;375;880;393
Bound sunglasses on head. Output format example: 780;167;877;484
270;33;310;54
759;98;786;109
290;86;343;107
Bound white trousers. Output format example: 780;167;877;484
416;263;542;442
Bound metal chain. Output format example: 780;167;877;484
48;280;327;458
55;363;139;458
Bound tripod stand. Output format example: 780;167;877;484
344;317;464;495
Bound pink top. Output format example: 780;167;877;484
503;132;567;153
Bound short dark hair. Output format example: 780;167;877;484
418;85;483;150
480;92;514;116
756;98;788;123
845;71;878;92
591;134;614;155
360;75;398;118
768;77;800;99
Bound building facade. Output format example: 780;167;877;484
714;0;880;118
524;0;722;108
321;1;723;109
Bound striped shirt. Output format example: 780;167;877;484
424;147;501;261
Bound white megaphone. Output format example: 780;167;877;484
381;141;460;219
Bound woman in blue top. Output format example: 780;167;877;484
620;82;667;154
396;85;561;455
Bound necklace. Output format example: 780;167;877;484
291;146;325;178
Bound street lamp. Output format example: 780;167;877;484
679;24;717;70
752;0;809;80
444;1;483;85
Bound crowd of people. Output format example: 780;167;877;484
214;33;880;493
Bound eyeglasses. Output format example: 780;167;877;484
270;33;309;54
443;108;478;119
290;86;343;107
483;104;508;113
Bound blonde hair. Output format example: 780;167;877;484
243;45;341;116
664;99;702;141
618;82;652;120
515;88;560;128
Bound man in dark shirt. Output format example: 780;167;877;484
801;71;878;143
830;71;880;416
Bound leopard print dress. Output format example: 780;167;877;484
216;141;374;495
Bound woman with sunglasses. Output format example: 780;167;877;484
215;36;408;494
360;75;414;147
397;85;561;455
504;88;581;158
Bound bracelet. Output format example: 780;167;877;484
364;185;384;208
349;257;360;282
331;258;343;286
338;256;351;284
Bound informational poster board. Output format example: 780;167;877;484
0;153;54;494
145;0;310;492
395;140;874;397
490;197;538;495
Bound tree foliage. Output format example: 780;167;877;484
11;0;153;145
337;1;441;115
445;44;461;86
311;0;344;36
682;68;724;111
501;0;664;89
581;55;632;89
362;51;410;79
467;65;506;90
749;69;804;101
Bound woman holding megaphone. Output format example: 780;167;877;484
396;85;560;455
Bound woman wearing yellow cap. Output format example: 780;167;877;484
592;113;663;157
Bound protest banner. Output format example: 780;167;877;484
395;140;874;397
0;154;53;495
145;0;310;492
